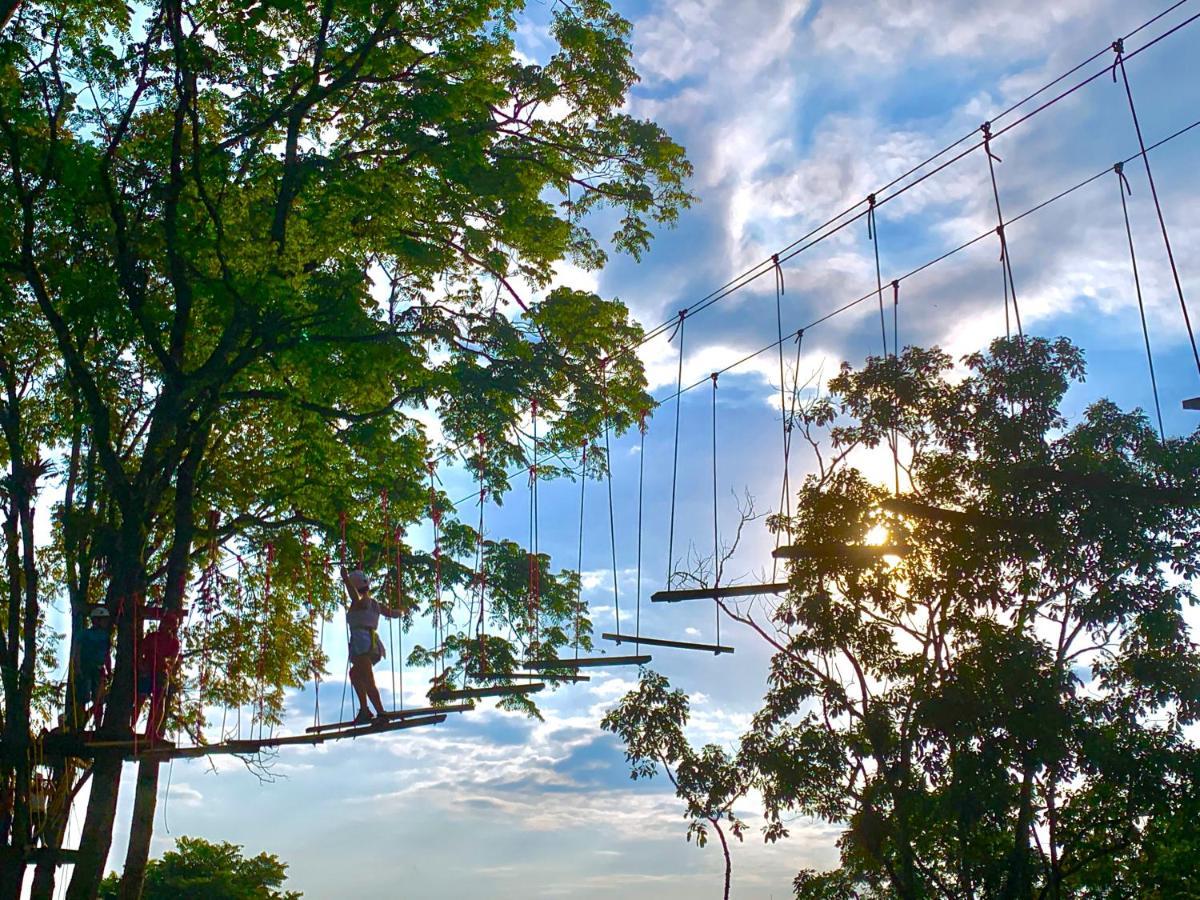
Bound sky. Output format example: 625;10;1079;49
50;0;1200;896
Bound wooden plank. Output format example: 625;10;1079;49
140;715;447;759
428;683;545;702
523;655;652;669
466;671;591;683
651;582;788;603
1183;396;1200;411
603;633;734;654
305;703;473;735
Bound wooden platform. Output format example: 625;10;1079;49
305;703;474;735
523;655;652;669
428;683;545;702
1183;396;1200;411
651;582;788;603
602;633;733;654
466;671;591;683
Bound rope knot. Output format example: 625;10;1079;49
1115;161;1132;195
1111;39;1124;80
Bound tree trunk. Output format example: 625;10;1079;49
0;848;25;900
710;818;731;900
117;760;159;900
65;755;122;900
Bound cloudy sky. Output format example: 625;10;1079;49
64;0;1200;896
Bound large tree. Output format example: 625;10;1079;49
0;0;691;896
607;338;1200;897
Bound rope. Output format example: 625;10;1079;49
867;195;889;355
428;462;444;683
772;255;792;541
1112;39;1200;376
981;122;1023;339
1114;163;1166;441
382;490;397;711
574;441;588;659
891;281;901;495
601;363;621;637
395;527;404;710
635;410;647;646
474;435;488;678
528;400;541;654
710;373;721;646
666;310;687;587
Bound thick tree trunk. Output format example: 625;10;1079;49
65;755;122;900
0;848;25;900
117;760;159;900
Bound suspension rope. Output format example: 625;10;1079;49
981;121;1024;340
601;361;621;637
1112;38;1200;376
474;435;487;678
394;525;404;710
337;513;349;724
635;409;647;646
428;461;444;684
666;310;687;587
299;523;320;729
528;400;541;655
381;489;397;711
891;281;901;495
1114;162;1167;441
710;373;721;646
773;329;806;582
868;195;889;355
772;255;792;542
574;440;588;659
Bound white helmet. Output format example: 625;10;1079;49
89;606;112;620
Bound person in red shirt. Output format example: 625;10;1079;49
135;609;182;739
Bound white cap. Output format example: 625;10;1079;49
89;606;111;620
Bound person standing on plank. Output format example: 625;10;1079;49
343;568;402;725
135;609;183;739
74;605;113;727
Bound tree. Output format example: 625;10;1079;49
98;836;301;900
608;338;1200;898
0;0;691;896
601;671;748;900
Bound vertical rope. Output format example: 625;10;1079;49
601;361;621;637
891;280;901;496
710;372;720;646
981;121;1024;340
868;195;888;356
574;441;588;659
474;435;487;679
528;400;541;656
635;409;647;647
1115;162;1166;441
429;462;443;684
773;329;806;581
1112;40;1200;377
395;527;404;710
666;310;687;587
381;489;396;711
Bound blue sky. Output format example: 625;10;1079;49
63;0;1200;896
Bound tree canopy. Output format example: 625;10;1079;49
98;836;301;900
606;337;1200;898
0;0;692;895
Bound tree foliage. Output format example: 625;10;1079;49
0;0;691;894
607;338;1200;898
98;836;301;900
